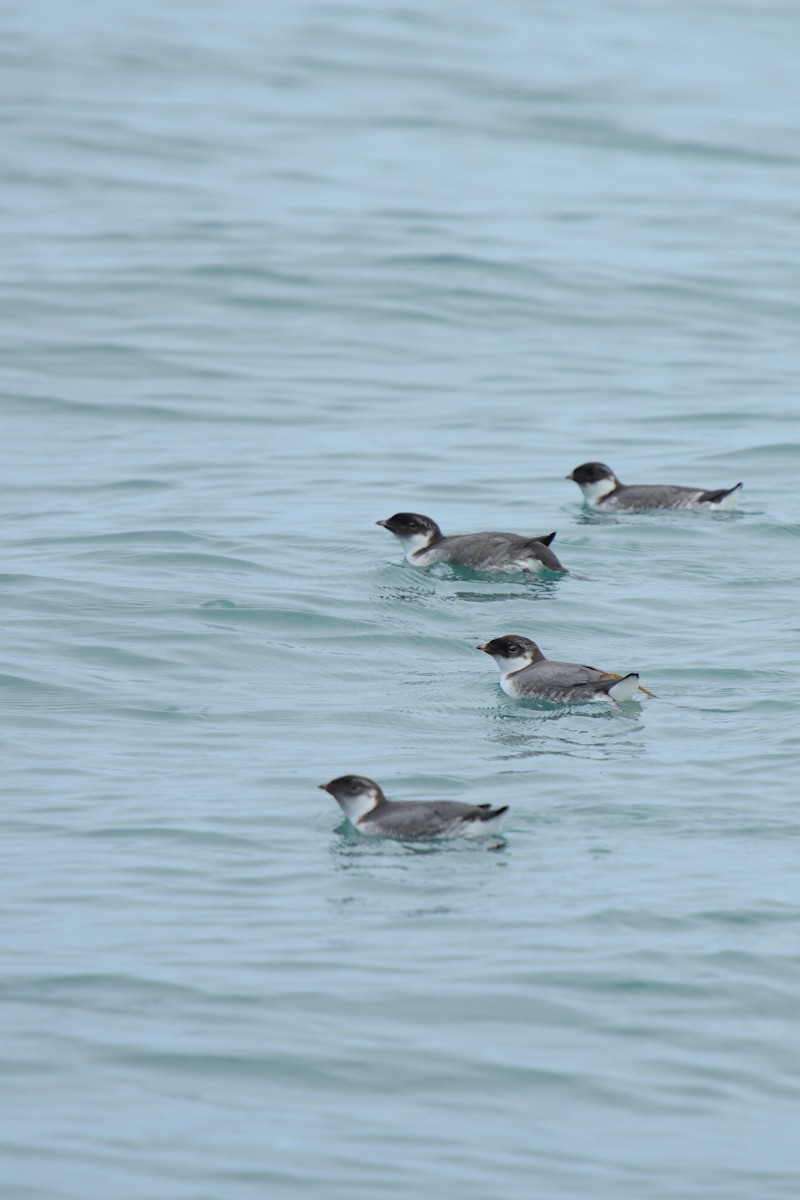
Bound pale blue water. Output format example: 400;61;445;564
2;1;800;1197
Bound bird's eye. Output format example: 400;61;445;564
508;643;520;654
407;520;420;530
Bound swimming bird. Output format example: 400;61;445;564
478;635;644;704
377;512;567;573
320;775;508;839
566;462;742;511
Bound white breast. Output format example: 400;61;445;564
403;532;437;562
337;790;381;825
577;476;618;507
497;657;536;695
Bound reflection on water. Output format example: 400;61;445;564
374;583;438;607
375;574;565;607
573;507;742;527
429;562;567;588
482;703;647;761
573;509;621;526
329;827;508;877
446;577;565;603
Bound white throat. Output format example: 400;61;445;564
493;652;535;677
577;476;618;506
401;530;436;561
336;788;381;825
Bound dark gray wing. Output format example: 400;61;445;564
601;484;701;510
360;800;505;838
438;532;566;571
515;675;626;703
513;658;638;701
517;658;606;688
555;676;633;701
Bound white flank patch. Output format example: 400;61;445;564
707;484;742;511
518;555;546;573
462;812;507;837
607;674;640;702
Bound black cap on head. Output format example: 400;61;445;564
478;635;540;659
567;462;616;484
320;774;382;797
376;512;440;538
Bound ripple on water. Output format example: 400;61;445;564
4;1;800;1197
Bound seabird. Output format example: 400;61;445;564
377;512;567;573
320;775;508;839
566;462;742;511
478;634;647;704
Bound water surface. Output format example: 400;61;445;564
2;1;800;1197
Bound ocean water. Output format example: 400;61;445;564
2;0;800;1197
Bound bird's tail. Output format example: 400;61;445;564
607;673;641;703
699;482;743;509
